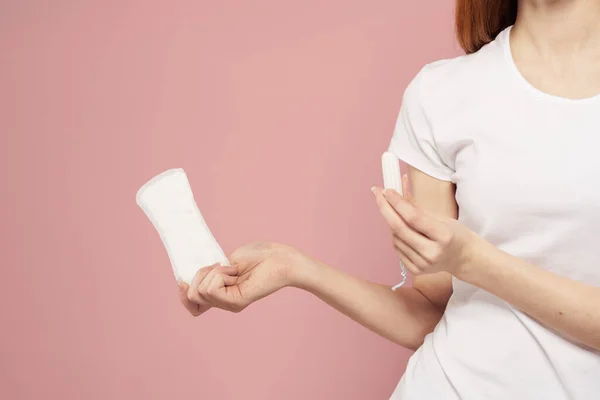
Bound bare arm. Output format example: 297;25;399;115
181;167;459;350
408;167;456;312
460;242;600;350
376;178;600;351
291;166;457;349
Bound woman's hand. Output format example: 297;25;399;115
178;242;310;316
372;176;484;278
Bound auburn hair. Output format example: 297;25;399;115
455;0;519;54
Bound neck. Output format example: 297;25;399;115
514;0;600;53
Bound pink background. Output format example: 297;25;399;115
0;1;460;399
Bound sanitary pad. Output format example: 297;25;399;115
136;168;229;285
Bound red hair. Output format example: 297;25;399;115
455;0;518;54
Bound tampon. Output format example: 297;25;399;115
381;152;407;291
136;168;229;285
382;151;403;196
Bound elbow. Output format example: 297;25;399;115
395;307;443;351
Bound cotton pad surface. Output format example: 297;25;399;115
136;168;229;285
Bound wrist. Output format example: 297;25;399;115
454;239;499;284
285;251;324;292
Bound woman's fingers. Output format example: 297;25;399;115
178;263;242;317
382;188;449;243
211;264;238;276
396;249;420;275
374;187;433;253
221;273;238;286
178;282;202;316
393;234;426;271
195;267;219;296
190;264;238;299
187;265;218;304
204;268;238;296
198;267;249;312
205;273;245;312
197;265;239;302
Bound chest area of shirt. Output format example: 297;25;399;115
447;110;600;241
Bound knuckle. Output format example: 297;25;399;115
197;286;208;298
422;251;434;263
424;247;441;263
186;291;195;302
206;286;218;297
186;292;199;304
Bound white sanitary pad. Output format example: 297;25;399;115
136;168;229;285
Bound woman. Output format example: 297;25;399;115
179;0;600;398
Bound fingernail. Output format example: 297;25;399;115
372;186;384;195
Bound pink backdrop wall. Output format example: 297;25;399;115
0;1;460;399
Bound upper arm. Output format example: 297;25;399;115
388;67;458;310
406;165;457;311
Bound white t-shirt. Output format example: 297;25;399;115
388;26;600;400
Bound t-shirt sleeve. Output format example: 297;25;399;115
387;70;454;181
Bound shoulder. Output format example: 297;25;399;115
406;37;505;114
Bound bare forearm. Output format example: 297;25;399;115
460;244;600;350
291;258;443;350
